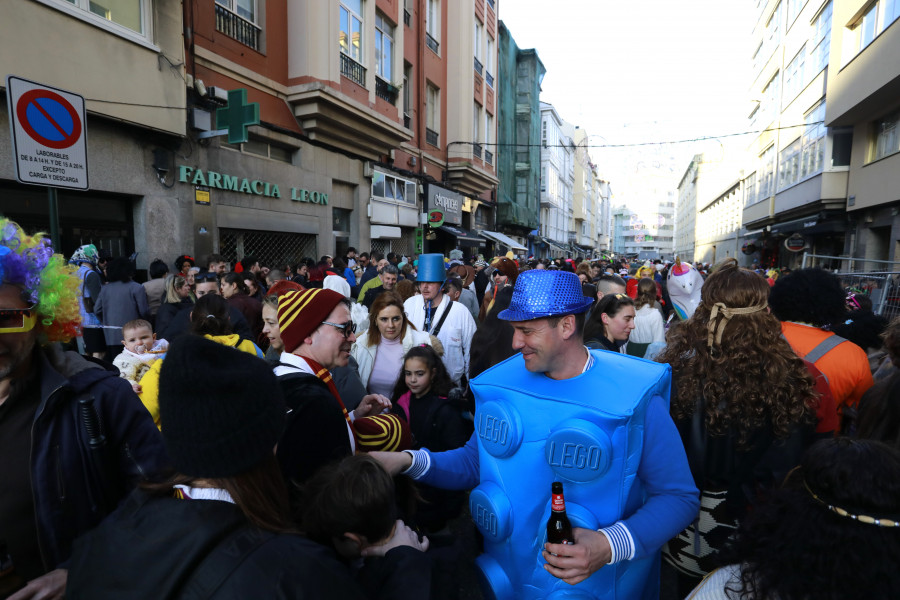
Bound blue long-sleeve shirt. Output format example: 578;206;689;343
404;393;699;562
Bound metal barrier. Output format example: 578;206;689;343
828;271;900;322
801;252;900;273
219;228;317;270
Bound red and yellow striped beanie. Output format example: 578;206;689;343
277;288;345;353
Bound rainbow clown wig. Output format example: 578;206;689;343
0;218;81;342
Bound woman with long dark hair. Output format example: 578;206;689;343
351;292;433;397
656;258;818;595
687;438;900;599
583;293;635;353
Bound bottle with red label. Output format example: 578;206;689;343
546;481;574;545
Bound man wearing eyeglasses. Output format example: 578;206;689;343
0;220;167;600
272;288;390;487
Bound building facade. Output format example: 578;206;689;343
1;0;507;269
741;0;848;269
826;0;900;270
538;102;574;257
1;0;186;265
495;21;544;254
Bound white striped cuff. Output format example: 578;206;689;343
402;449;431;480
599;522;635;564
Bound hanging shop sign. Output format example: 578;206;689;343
784;233;806;252
426;184;462;225
177;165;328;204
741;240;758;255
427;209;445;228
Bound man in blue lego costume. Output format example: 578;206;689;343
374;269;698;599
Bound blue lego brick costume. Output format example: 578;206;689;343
416;350;698;599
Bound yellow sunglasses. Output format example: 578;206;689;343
0;305;38;334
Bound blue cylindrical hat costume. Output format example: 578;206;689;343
469;270;671;599
416;253;446;283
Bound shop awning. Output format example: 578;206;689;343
769;213;846;236
480;230;528;252
545;238;569;251
438;224;486;247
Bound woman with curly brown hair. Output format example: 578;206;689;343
656;258;819;596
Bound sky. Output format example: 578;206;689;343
498;0;754;192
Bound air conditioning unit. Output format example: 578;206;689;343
206;86;229;104
363;162;374;178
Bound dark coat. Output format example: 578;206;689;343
275;372;352;486
154;298;194;339
362;285;387;309
226;293;264;343
159;303;254;342
30;345;168;572
67;490;369;600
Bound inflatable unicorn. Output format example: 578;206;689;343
667;258;703;320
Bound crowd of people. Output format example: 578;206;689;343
1;215;899;600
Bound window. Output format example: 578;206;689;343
778;138;802;189
222;138;294;164
784;44;805;102
542;120;547;145
541;165;547;192
62;0;149;37
375;13;394;81
403;64;412;128
215;0;255;22
486;36;494;87
214;0;261;49
373;171;417;205
808;1;831;75
844;0;900;63
786;0;805;28
473;103;482;158
758;145;776;200
873;109;900;161
484;113;493;164
759;71;781;127
340;0;363;63
801;101;826;177
426;0;440;53
745;172;757;207
426;84;440;145
474;19;482;62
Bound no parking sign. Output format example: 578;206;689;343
6;75;89;190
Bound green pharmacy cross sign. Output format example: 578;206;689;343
199;88;260;143
217;89;259;144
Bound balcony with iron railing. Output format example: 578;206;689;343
404;9;411;27
375;77;399;104
486;71;494;88
340;53;366;87
485;149;493;165
215;3;261;51
487;0;495;9
473;143;483;159
426;33;439;53
426;128;439;147
474;57;483;76
404;113;411;129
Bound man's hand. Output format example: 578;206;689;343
368;450;413;475
9;569;67;600
542;528;612;585
353;394;391;418
361;520;429;557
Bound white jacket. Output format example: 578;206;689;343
403;294;477;384
351;326;433;387
630;304;666;344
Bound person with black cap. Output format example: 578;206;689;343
65;335;371;600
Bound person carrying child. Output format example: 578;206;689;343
390;345;471;533
112;319;169;393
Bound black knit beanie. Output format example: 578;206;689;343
158;335;285;478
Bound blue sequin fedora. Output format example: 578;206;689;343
498;270;593;321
